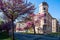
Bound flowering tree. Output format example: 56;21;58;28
0;19;4;25
24;13;36;34
16;27;24;31
0;18;4;32
24;21;32;33
0;0;35;40
29;13;36;34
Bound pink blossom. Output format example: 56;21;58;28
26;21;32;26
24;26;30;30
16;28;24;31
24;21;32;30
35;20;39;23
29;14;35;17
40;14;44;17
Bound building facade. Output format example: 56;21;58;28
52;18;59;32
15;1;59;34
16;21;26;32
16;21;34;33
34;2;52;34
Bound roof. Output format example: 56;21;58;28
41;2;48;6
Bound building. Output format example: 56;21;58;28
15;1;59;34
58;20;60;32
58;23;60;32
34;2;52;34
16;21;26;32
52;18;59;32
16;21;34;33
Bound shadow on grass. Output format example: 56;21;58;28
0;31;12;40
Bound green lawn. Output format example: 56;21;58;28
46;32;60;37
18;32;60;35
0;31;12;40
49;32;60;35
0;32;60;40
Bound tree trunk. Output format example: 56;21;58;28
32;23;36;34
0;27;2;33
34;26;36;34
11;20;14;40
6;29;9;37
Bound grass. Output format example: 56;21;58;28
1;32;59;40
18;32;60;36
0;31;12;40
48;32;60;35
1;38;12;40
45;32;60;37
17;32;44;35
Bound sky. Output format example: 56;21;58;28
28;0;60;20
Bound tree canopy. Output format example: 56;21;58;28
0;0;35;22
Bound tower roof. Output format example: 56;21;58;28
41;2;48;6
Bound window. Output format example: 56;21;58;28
44;19;46;23
44;13;46;16
43;25;46;30
19;24;20;27
43;8;46;10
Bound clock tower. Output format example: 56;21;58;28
39;1;48;14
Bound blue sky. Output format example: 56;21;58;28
28;0;60;20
